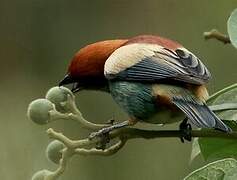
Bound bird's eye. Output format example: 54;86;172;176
175;49;189;59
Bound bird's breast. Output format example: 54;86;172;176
109;81;156;120
109;81;185;124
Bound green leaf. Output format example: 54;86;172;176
207;83;237;121
190;138;201;163
228;8;237;48
184;158;237;180
199;121;237;160
197;84;237;160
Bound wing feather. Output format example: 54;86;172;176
104;43;211;85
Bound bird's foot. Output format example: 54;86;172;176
89;126;113;140
179;118;192;143
89;126;114;149
106;118;115;125
89;121;129;140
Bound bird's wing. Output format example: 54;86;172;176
172;96;231;132
104;43;211;85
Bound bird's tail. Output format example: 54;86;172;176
172;96;232;132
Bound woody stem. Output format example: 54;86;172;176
203;29;230;44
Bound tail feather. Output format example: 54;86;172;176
172;96;231;132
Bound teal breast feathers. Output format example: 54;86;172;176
109;81;184;124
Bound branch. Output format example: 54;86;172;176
29;86;237;180
47;128;237;150
203;29;231;44
110;128;237;140
74;138;127;156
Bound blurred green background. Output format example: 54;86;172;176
0;0;237;179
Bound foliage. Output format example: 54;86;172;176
228;8;237;48
197;84;237;160
188;7;237;180
185;158;237;180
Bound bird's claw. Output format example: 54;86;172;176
106;118;115;125
89;118;116;140
89;121;129;144
89;128;111;149
89;127;111;140
179;119;192;143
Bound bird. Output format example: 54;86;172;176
59;35;231;141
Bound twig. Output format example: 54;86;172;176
33;85;237;180
45;127;237;180
110;128;237;140
50;148;73;179
203;29;231;44
65;94;108;130
74;139;127;156
48;128;237;149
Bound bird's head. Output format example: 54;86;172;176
59;39;127;92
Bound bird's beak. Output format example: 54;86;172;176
59;74;74;86
59;74;81;93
